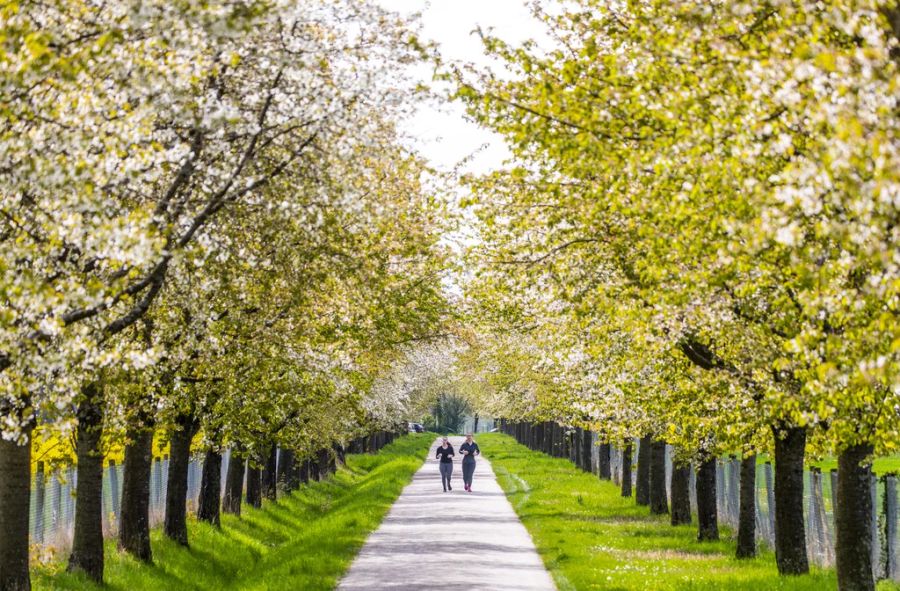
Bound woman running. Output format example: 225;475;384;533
435;436;455;492
459;433;480;492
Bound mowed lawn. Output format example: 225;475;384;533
478;433;900;591
34;433;433;591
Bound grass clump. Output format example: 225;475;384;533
478;433;900;591
33;433;433;591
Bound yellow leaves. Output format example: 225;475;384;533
23;32;51;61
815;361;836;382
814;52;836;73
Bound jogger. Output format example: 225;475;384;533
435;437;455;492
459;433;480;492
439;462;453;491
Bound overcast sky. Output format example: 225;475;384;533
377;0;545;174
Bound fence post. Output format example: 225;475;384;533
729;456;740;527
765;462;776;538
689;464;698;517
872;474;881;580
51;471;63;537
808;469;818;564
34;461;46;544
755;463;768;546
814;468;834;565
65;466;76;530
884;474;898;581
150;457;160;518
162;455;170;508
108;459;120;523
808;469;821;565
716;460;726;524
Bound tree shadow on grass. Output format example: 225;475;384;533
34;437;433;591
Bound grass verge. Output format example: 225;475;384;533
33;433;433;591
478;433;900;591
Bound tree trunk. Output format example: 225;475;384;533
773;425;809;575
298;458;309;484
0;424;33;591
670;460;692;525
119;424;154;562
68;388;106;580
736;454;757;559
262;444;277;501
164;414;197;545
316;447;331;480
277;449;296;492
696;457;719;541
474;414;479;434
598;442;612;480
581;430;593;472
836;443;875;591
544;421;553;455
649;440;669;515
326;446;337;476
636;435;652;506
222;451;245;516
197;449;222;526
246;461;262;509
621;439;633;497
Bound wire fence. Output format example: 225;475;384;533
607;438;900;581
29;450;238;559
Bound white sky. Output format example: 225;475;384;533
377;0;546;174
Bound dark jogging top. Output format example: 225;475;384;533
435;445;455;463
459;441;480;463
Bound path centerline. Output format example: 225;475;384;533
337;435;556;591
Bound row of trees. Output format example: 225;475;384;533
0;2;451;590
456;2;900;591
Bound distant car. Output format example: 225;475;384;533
408;423;425;433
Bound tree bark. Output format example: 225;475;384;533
299;457;310;484
573;427;582;467
835;443;875;591
326;446;337;476
262;444;277;501
670;461;692;525
773;425;809;575
621;439;633;497
736;454;757;559
246;461;262;509
696;457;719;541
164;413;197;545
119;423;154;562
68;388;106;580
197;449;222;526
277;448;296;492
222;450;245;516
649;440;669;515
598;442;612;480
0;424;33;591
581;430;593;472
636;435;652;506
554;422;564;457
316;447;331;480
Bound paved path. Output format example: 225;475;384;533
338;436;556;591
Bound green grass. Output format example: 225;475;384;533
33;433;434;591
479;433;900;591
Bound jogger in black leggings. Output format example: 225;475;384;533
435;437;455;492
459;433;480;492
